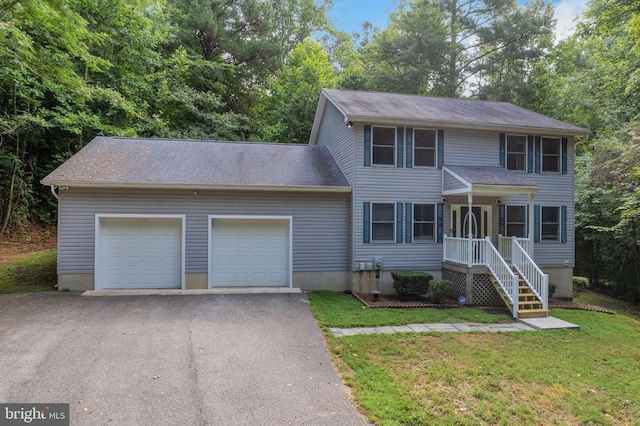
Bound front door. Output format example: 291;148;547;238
451;205;492;238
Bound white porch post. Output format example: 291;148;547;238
467;192;473;267
528;192;535;257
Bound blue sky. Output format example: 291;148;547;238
329;0;590;40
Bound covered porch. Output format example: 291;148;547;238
440;165;549;318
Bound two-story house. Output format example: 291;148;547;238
42;89;588;318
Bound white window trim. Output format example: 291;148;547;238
207;215;293;288
413;128;437;168
371;125;397;167
94;214;187;291
370;202;396;243
505;204;528;238
505;134;527;172
412;203;436;243
540;205;561;242
541;136;562;174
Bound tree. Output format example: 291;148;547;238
251;39;335;143
357;0;555;98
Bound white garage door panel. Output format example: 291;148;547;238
210;219;290;287
99;218;182;289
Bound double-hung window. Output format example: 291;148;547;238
414;129;436;167
371;203;395;242
506;135;527;171
413;204;435;241
372;126;396;165
542;137;561;172
541;206;560;241
506;205;527;237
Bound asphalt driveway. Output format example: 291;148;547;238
0;293;366;425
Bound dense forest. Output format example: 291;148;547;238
1;0;638;301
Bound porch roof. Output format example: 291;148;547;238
443;165;538;196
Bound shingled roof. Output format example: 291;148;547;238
310;89;588;143
41;137;350;191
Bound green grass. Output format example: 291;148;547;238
309;293;640;425
0;250;57;293
308;291;511;328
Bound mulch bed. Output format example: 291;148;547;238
549;298;616;314
353;292;617;314
354;292;462;309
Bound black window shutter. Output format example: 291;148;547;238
396;127;404;168
499;133;506;167
498;204;505;236
562;137;568;175
436;203;444;243
437;129;444;169
364;125;371;167
363;202;371;243
534;204;541;242
561;205;568;243
535;136;542;173
405;202;413;243
396;203;403;243
527;135;534;173
405;128;413;168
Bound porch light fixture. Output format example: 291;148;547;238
442;198;447;204
347;121;353;128
496;199;502;205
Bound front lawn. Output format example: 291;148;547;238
310;292;640;425
0;250;57;293
308;291;511;328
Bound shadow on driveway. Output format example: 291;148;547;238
0;292;366;425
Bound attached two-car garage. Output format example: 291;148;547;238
94;215;292;290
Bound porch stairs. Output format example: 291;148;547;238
489;268;548;319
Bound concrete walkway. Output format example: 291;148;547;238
330;316;579;337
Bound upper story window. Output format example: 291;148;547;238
542;137;561;172
372;126;396;165
371;202;396;242
506;205;527;237
414;203;435;241
414;129;436;167
541;206;560;241
506;135;527;171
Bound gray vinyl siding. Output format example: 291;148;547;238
57;187;350;274
314;102;356;184
444;128;501;167
443;172;467;191
500;138;576;267
353;123;443;271
351;122;576;271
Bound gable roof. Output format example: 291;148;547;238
41;137;350;192
443;165;538;196
310;89;589;143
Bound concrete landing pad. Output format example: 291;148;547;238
518;316;580;331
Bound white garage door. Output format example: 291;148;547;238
210;218;291;287
97;217;183;290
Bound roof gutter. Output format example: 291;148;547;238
40;181;352;193
345;115;590;137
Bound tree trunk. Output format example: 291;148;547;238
0;161;17;236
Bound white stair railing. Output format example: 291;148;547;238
483;236;519;318
498;235;533;261
511;237;548;310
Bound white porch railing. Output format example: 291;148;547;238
444;235;548;318
512;238;549;310
498;235;533;261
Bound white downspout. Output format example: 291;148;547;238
467;192;473;267
50;185;59;200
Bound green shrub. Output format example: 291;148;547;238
428;279;453;303
573;276;589;294
549;283;557;298
391;271;432;300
